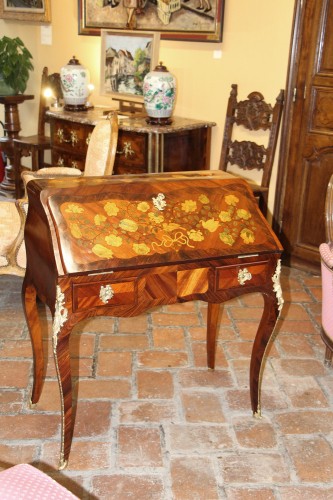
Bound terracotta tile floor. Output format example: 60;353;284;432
1;266;333;499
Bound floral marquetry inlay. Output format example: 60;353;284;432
55;181;278;268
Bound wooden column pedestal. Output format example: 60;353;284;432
0;95;34;198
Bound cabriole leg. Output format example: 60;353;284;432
22;276;45;406
51;284;73;470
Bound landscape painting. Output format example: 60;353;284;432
100;30;160;103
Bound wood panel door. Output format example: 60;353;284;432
274;0;333;272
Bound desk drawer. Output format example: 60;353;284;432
72;278;137;312
52;119;92;154
115;131;147;169
215;260;270;290
52;149;85;171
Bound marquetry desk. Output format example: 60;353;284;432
23;170;283;469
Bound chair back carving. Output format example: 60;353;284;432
219;84;284;211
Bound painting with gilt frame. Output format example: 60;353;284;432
0;0;51;22
78;0;224;42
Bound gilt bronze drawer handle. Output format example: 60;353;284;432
99;284;114;304
238;268;252;285
56;157;78;169
56;128;79;147
117;141;135;158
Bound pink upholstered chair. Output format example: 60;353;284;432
0;463;78;499
319;174;333;366
319;243;333;365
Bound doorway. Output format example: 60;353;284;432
274;0;333;273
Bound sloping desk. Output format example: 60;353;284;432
23;171;283;469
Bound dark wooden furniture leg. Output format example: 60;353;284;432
206;302;221;369
22;276;45;406
13;145;23;199
207;285;281;417
0;95;34;198
54;320;74;470
23;277;74;469
249;291;280;417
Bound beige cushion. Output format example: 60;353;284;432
84;119;113;176
22;167;82;192
0;200;26;275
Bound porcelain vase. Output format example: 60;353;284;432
60;56;90;112
143;62;176;125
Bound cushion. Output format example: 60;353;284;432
0;464;78;499
320;243;333;340
319;243;333;268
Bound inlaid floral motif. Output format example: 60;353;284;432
60;187;260;263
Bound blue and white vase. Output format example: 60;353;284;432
143;62;176;125
60;56;90;112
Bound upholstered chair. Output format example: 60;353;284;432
21;111;118;189
319;242;333;366
0;112;118;276
319;173;333;366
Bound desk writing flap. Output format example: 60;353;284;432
32;172;282;275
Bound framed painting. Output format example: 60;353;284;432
0;0;51;22
79;0;224;42
100;30;160;105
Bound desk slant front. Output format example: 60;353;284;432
23;171;283;469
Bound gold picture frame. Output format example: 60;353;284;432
79;0;224;42
0;0;51;23
100;29;160;106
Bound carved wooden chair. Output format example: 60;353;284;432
219;84;284;218
319;174;333;366
0;112;119;277
13;66;63;198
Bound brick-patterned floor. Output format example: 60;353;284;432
1;266;333;499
